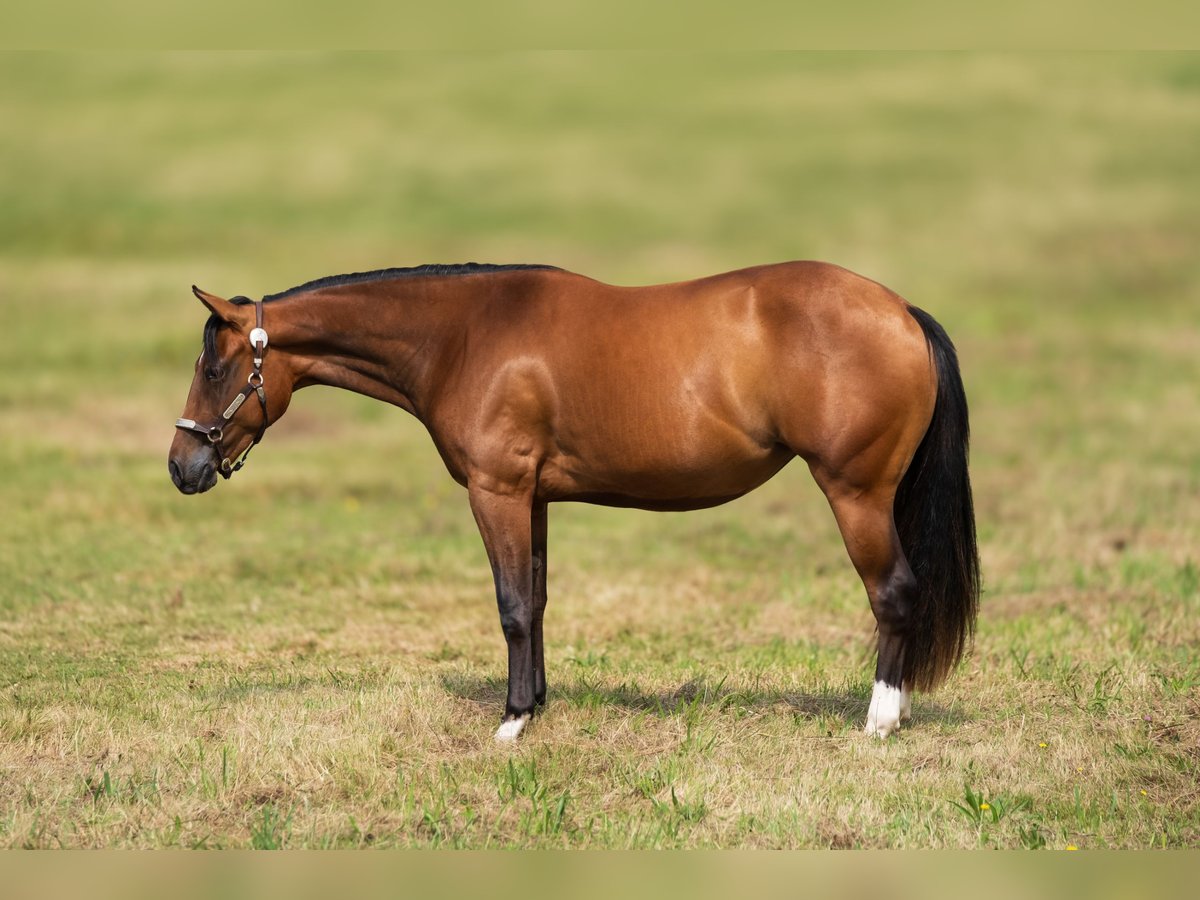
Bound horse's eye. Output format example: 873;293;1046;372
204;366;222;382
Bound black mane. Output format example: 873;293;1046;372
202;263;558;361
262;262;559;302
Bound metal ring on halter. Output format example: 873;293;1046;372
248;370;264;388
207;425;224;443
220;458;233;473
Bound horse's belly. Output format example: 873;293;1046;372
536;438;792;509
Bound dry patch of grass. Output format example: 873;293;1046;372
2;482;1196;848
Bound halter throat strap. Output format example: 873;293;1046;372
175;299;270;478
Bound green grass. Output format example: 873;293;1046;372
1;52;1198;848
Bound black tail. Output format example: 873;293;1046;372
894;306;980;691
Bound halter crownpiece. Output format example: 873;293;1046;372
175;299;271;478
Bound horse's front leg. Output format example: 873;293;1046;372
468;485;536;742
531;501;549;708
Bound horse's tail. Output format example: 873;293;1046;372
894;305;980;691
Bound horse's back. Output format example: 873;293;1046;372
537;260;933;444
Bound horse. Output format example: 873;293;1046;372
168;261;979;741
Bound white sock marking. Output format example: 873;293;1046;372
865;681;903;738
494;713;530;743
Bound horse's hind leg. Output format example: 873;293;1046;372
817;478;918;738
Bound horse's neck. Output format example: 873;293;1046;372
277;284;456;418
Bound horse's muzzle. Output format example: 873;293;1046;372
169;455;218;495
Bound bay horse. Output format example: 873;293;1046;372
168;261;979;741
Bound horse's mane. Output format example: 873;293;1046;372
201;263;559;360
262;262;560;302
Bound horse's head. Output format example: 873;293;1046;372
168;286;292;494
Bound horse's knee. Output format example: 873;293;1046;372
498;605;531;643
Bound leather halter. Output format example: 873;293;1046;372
175;300;270;478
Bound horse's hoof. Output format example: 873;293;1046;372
494;713;530;743
864;716;899;738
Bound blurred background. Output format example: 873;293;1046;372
0;53;1197;848
4;53;1196;575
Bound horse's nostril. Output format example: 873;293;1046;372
169;459;183;488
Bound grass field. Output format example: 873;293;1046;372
1;53;1198;849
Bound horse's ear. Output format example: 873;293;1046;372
192;285;250;326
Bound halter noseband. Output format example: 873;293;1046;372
175;299;270;479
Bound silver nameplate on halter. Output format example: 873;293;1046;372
176;418;197;430
222;393;247;420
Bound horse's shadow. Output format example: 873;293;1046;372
440;672;967;729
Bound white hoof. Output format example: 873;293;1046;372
864;681;902;739
900;682;912;722
494;713;530;743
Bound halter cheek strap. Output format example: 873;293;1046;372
175;299;270;478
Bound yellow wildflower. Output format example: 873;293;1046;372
979;802;991;811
